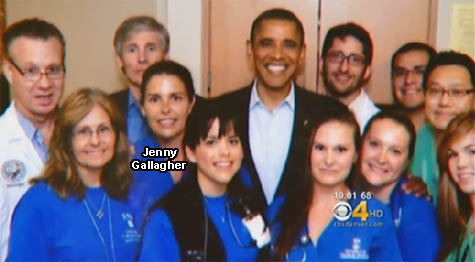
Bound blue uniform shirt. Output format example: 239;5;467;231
140;194;260;262
130;137;175;228
130;136;256;230
8;183;141;262
127;91;151;145
388;177;441;261
268;196;403;261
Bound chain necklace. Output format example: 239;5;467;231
83;196;116;262
204;196;251;248
204;197;227;224
85;193;107;219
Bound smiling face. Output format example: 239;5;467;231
4;36;65;120
425;65;474;131
360;118;410;188
311;121;358;187
248;19;305;93
116;30;167;88
71;105;117;179
448;131;475;195
392;50;430;109
322;36;370;99
142;74;194;145
186;118;243;196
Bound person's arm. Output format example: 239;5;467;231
0;186;9;262
402;174;431;200
138;209;181;262
7;188;51;262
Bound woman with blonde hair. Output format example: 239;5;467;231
437;111;474;262
8;88;141;262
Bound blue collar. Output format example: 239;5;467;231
15;107;37;141
127;90;141;110
249;80;296;111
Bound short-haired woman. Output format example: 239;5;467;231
139;99;268;261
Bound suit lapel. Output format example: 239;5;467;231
239;86;267;206
273;86;304;199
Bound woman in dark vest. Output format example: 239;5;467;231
139;99;269;261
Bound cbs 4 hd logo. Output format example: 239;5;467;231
333;200;384;222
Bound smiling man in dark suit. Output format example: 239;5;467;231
216;8;346;205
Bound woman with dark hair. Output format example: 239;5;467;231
269;108;401;261
437;111;474;262
356;111;441;261
130;60;197;228
139;99;269;261
8;88;141;261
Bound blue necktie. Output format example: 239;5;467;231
33;130;48;163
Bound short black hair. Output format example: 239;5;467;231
321;22;373;65
184;98;242;150
423;51;475;92
250;8;304;46
141;60;195;104
3;18;65;62
391;42;436;72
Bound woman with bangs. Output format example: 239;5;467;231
139;99;269;262
268;107;401;261
437;111;474;262
8;88;141;262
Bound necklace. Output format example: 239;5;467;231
83;196;116;262
204;197;250;247
85;193;107;219
204;197;226;224
226;201;246;247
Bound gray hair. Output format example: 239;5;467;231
113;16;170;56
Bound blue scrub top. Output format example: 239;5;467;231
389;177;441;261
8;183;141;262
268;196;403;261
129;137;175;228
139;194;260;262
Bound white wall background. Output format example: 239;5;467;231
436;0;474;56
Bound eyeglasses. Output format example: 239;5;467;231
326;51;365;67
8;59;65;82
426;87;474;98
393;66;426;78
73;125;114;141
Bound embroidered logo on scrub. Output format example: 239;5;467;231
121;213;141;243
339;238;369;260
2;159;26;184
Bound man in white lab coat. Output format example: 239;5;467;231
0;18;66;260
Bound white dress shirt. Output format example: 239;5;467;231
348;89;380;131
249;81;295;204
